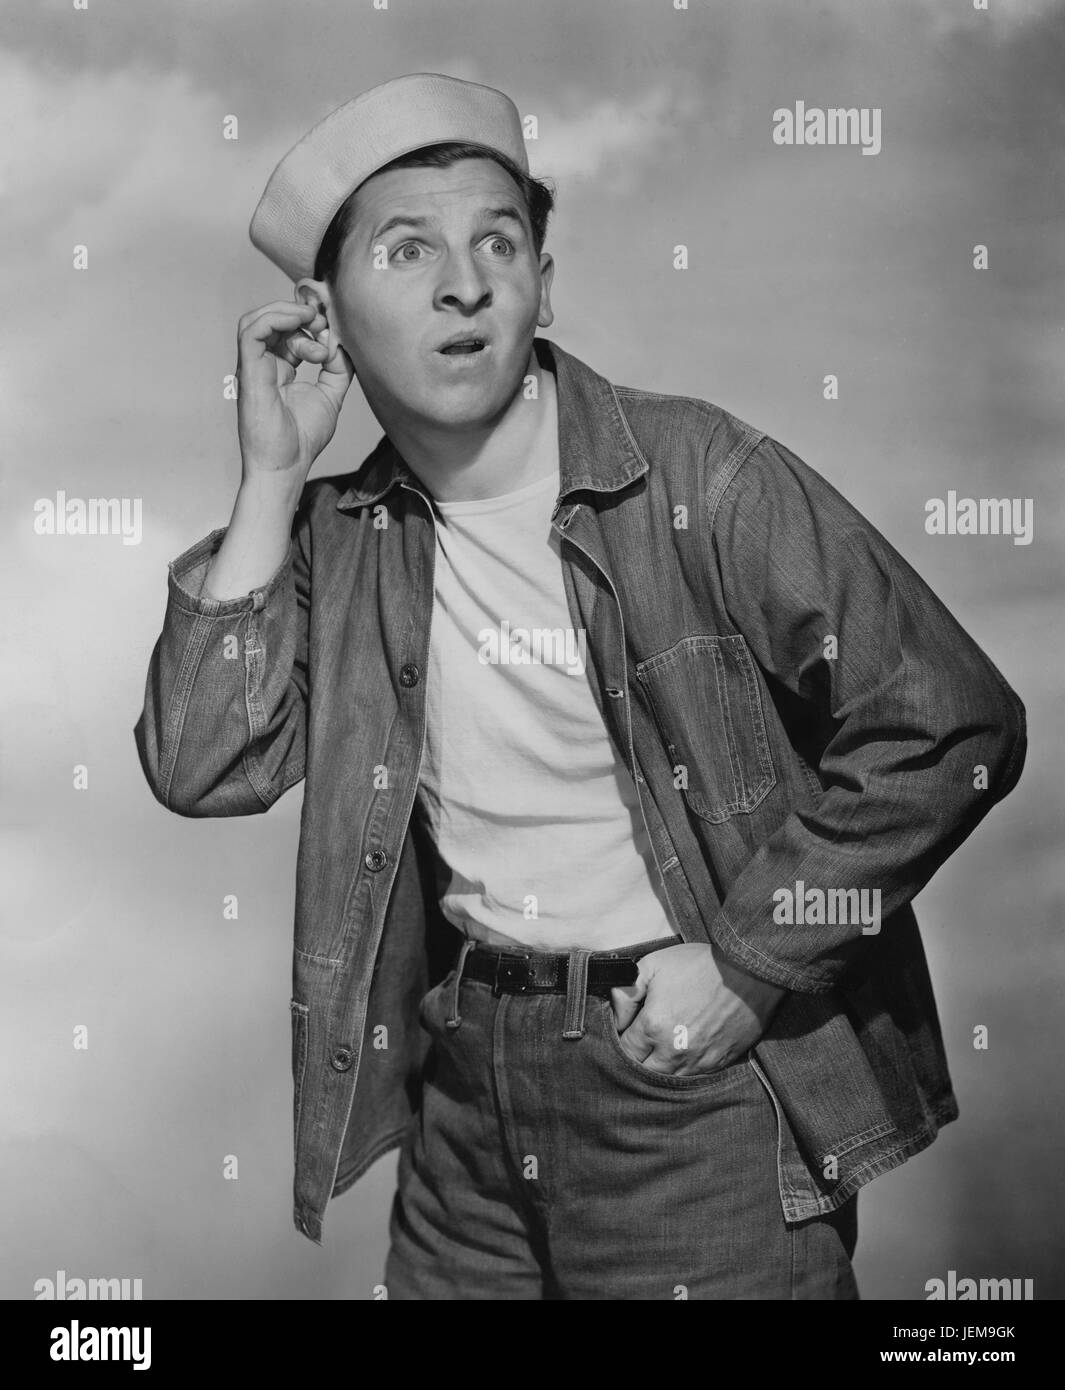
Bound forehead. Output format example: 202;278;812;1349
348;157;526;231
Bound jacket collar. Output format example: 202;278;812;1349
335;336;649;511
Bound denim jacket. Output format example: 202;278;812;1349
134;336;1026;1245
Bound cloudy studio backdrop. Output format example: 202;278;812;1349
2;0;1061;1299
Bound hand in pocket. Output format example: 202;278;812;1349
608;943;786;1077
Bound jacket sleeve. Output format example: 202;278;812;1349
132;497;312;817
705;434;1027;992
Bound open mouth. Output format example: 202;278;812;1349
438;337;488;355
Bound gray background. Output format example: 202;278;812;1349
2;0;1062;1298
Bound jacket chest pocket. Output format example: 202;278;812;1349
635;634;776;824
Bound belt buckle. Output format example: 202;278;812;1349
492;952;534;996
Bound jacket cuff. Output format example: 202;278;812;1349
167;526;295;617
709;908;844;994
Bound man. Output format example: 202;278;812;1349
134;73;1026;1299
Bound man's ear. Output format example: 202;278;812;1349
293;275;335;348
293;275;328;312
536;253;555;329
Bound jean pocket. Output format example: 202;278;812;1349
594;997;753;1092
289;999;310;1160
635;633;776;824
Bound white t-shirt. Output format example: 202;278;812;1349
415;461;679;952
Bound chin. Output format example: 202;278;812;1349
421;376;512;421
425;397;503;430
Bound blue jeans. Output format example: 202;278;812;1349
384;936;859;1299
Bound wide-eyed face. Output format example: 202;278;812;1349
306;158;554;432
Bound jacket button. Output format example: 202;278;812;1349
399;663;420;687
330;1047;354;1071
365;848;388;871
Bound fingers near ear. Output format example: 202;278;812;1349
287;335;328;364
318;338;355;385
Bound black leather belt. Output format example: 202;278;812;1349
462;946;642;997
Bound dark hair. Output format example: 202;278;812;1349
312;141;556;286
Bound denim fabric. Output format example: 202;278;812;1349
384;937;859;1300
133;335;1027;1245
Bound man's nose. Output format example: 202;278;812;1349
433;248;492;310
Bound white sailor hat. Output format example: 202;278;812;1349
249;72;529;282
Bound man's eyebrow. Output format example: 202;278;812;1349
369;204;527;243
478;204;526;230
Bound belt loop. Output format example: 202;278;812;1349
562;949;593;1039
445;938;476;1030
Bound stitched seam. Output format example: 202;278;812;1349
820;1123;898;1161
607;383;652;470
733;637;776;804
168;596;253;619
290;1001;310;1165
295;945;344;967
636;634;775;823
158;612;216;804
713;910;840;991
780;1125;945;1221
240;622;278;808
749;1055;809;1209
613;386;758;437
706;426;767;533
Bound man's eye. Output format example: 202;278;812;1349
484;235;514;255
393;242;424;262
